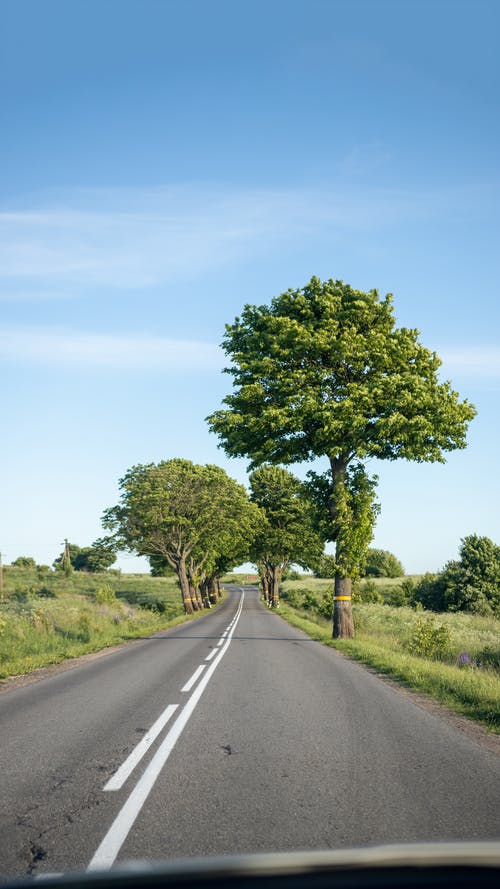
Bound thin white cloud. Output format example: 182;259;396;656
1;181;496;296
0;327;221;371
439;347;500;377
1;327;498;380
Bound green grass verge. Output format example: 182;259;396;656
0;568;224;681
274;600;500;733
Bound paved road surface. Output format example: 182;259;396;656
0;587;499;881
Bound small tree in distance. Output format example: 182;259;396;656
102;459;260;613
11;556;37;569
364;548;404;578
208;277;476;638
249;465;323;607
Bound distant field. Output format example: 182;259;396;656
221;573;260;584
276;577;500;732
0;567;220;681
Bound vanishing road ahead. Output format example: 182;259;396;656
1;587;499;881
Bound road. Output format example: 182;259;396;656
0;586;499;881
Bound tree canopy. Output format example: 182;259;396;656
208;277;476;637
102;459;260;612
364;548;405;578
248;465;323;607
415;534;500;616
53;541;116;573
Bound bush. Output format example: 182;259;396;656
318;589;333;619
414;536;500;616
94;584;116;604
413;573;444;611
302;590;320;611
137;591;168;613
11;556;37;569
11;586;36;603
356;580;383;604
408;616;450;659
282;588;304;608
363;548;404;578
36;586;56;598
477;645;500;673
385;578;415;607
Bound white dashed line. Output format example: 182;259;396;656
205;648;218;662
180;664;206;693
104;704;178;792
87;593;245;872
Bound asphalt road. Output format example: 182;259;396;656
0;586;499;882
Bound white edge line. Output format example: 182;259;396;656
180;663;206;693
104;704;178;792
205;648;218;662
87;593;244;872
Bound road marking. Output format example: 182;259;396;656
87;592;245;872
103;704;178;792
205;647;218;662
180;664;206;693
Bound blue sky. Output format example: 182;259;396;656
1;0;499;574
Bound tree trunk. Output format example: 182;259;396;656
270;565;282;608
216;577;222;598
190;582;202;610
200;580;211;609
260;571;269;603
333;575;354;638
177;558;194;614
208;576;218;605
329;455;355;639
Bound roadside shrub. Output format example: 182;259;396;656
94;584;116;604
137;591;168;612
357;580;383;604
408;616;450;659
36;586;57;598
282;588;304;608
302;590;320;611
318;589;333;619
477;645;500;673
10;586;36;603
385;578;415;607
413;573;444;611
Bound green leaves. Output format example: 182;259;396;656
208;276;476;634
249;465;323;572
208;277;476;467
103;459;261;607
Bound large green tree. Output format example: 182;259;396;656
208;277;476;637
249;465;323;607
102;459;260;613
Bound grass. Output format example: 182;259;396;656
276;578;500;732
0;567;223;681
